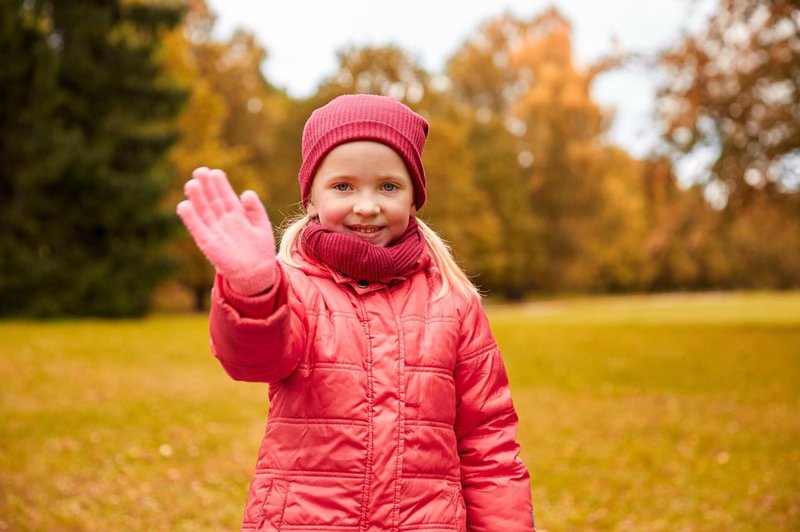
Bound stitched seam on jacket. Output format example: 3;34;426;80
400;315;460;324
276;479;290;530
297;362;363;372
399;524;460;530
456;343;497;365
405;364;453;377
398;473;461;482
254;468;364;478
306;309;360;320
355;295;374;532
254;478;274;529
405;419;453;430
387;289;405;531
279;526;359;531
267;417;369;426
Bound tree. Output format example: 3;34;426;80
318;45;429;103
199;28;295;214
658;0;800;288
161;0;267;311
639;157;728;290
448;9;644;293
420;95;506;292
0;0;185;316
462;111;543;299
658;0;800;208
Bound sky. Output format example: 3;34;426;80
204;0;717;158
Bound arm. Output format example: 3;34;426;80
177;167;303;383
454;296;535;531
208;268;304;383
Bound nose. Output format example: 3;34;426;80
353;194;380;216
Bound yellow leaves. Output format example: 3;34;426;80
160;0;274;309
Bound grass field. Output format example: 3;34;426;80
1;291;798;531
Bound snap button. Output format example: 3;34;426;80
357;280;369;288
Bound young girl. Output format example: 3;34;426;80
177;94;534;531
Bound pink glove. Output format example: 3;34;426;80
176;167;277;296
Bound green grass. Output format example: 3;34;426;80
1;292;799;531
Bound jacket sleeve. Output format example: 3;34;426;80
454;295;534;531
208;264;304;383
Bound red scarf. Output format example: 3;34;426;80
301;218;425;282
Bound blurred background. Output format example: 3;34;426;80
1;1;799;530
1;0;798;315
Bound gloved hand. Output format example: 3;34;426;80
177;167;277;296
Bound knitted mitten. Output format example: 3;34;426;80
177;167;277;296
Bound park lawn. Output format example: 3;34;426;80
1;291;798;531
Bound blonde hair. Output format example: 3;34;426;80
278;215;480;300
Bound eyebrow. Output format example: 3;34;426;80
319;172;409;183
316;172;353;183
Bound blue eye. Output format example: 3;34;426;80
382;183;398;192
333;183;350;191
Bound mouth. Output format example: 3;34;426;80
346;224;388;244
346;225;384;235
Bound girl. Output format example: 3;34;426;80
177;94;534;531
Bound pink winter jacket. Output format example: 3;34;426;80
209;247;534;531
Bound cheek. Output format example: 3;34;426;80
390;199;415;220
316;199;351;224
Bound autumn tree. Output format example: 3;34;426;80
659;0;799;207
203;29;295;215
420;95;506;290
161;0;294;310
317;45;429;102
658;0;800;288
463;112;543;298
638;157;729;289
448;9;647;294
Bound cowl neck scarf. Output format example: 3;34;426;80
301;217;425;283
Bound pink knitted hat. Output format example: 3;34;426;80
298;94;429;209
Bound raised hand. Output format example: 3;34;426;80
177;167;277;295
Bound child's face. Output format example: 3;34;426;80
308;141;416;247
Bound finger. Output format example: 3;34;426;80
240;190;271;229
194;168;228;217
191;166;210;179
208;169;242;213
184;179;216;225
176;200;213;250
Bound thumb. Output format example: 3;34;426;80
240;190;271;229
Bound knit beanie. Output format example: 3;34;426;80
298;94;429;210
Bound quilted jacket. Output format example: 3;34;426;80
208;247;534;531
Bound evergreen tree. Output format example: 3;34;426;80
0;0;184;316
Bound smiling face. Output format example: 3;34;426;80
307;141;416;247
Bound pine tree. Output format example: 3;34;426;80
0;0;185;316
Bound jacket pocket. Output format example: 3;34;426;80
242;476;290;531
257;478;289;531
450;485;467;532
